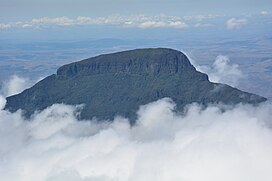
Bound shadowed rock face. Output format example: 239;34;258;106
5;48;266;123
57;48;195;76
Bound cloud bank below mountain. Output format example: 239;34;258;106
0;95;271;181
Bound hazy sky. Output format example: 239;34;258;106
0;0;271;45
1;0;271;21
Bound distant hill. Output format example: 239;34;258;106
5;48;266;123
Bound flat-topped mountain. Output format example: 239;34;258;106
5;48;266;122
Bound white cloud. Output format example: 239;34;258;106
0;21;35;30
138;21;188;29
76;16;93;24
226;18;247;30
32;16;74;26
0;95;6;110
183;14;220;21
1;75;31;97
0;75;42;97
261;11;269;15
21;24;32;28
194;23;213;28
0;97;271;181
0;14;224;30
191;55;243;87
0;23;12;29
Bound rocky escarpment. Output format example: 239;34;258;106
5;48;266;123
57;48;197;76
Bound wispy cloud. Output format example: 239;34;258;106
226;18;247;30
0;23;12;29
194;23;213;28
0;75;43;97
0;15;187;30
1;13;270;31
260;11;269;15
31;16;74;25
183;14;220;21
4;14;263;31
0;14;222;30
191;55;243;87
137;21;188;29
0;21;33;30
0;75;31;97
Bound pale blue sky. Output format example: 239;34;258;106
0;0;271;41
1;0;271;21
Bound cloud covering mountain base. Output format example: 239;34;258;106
0;97;272;181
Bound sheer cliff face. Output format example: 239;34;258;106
5;48;266;122
57;48;197;76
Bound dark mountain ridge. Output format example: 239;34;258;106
5;48;266;122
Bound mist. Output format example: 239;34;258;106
0;75;43;97
0;94;272;181
186;53;243;87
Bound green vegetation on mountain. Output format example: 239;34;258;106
5;48;266;122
